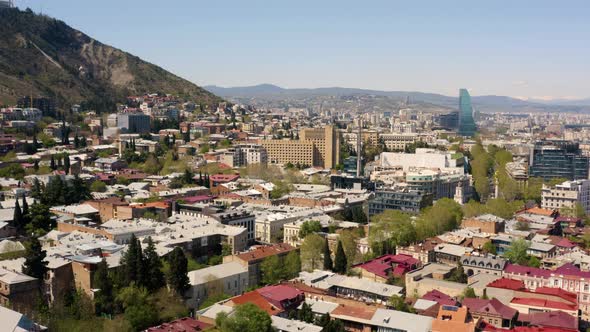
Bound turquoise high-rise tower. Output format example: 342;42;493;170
458;88;476;137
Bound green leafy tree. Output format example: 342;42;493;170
167;247;190;295
298;302;314;323
463;287;477;298
22;237;48;279
388;295;413;312
323;319;345;332
505;239;530;265
260;255;283;285
300;234;325;271
117;285;159;331
323;238;333;271
299;220;322;239
216;303;273;332
26;203;54;236
369;210;416;255
283;251;301;279
528;256;541;268
482;241;497;255
333;240;347;274
339;229;359;269
447;263;468;283
90;180;107;193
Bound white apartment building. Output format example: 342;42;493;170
222;144;268;168
186;261;248;309
541;179;590;215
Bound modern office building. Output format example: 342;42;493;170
117;112;151;134
368;185;433;215
529;140;589;180
436;111;459;130
458;89;476;137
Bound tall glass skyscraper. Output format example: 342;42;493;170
458;88;476;136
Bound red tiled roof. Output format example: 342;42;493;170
554;237;577;248
331;303;377;321
421;289;458;306
352;254;419;278
182;195;217;204
229;291;282;316
257;284;304;308
512;327;575;332
235;243;296;262
534;287;577;304
210;174;239;182
554;262;590;278
529;311;578;331
521;207;556;217
146;317;212;331
511;297;577;311
487;278;525;290
503;264;552;278
462;298;517;320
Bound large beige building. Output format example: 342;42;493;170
541;179;590;214
260;125;340;169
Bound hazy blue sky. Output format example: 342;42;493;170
16;0;590;99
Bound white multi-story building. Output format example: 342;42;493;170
222;144;268;168
379;133;418;151
541;179;590;215
379;148;465;173
186;262;248;309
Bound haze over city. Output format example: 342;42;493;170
4;1;590;332
14;0;590;100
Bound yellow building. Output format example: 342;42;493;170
260;125;340;169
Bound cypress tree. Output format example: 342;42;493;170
143;237;165;291
184;127;191;143
323;238;333;271
22;237;48;279
122;234;143;285
21;195;29;226
74;135;80;148
57;155;63;168
64;154;70;174
167;247;189;295
93;259;114;315
31;178;43;201
33;135;39;148
333;240;347;274
50;155;56;170
13;198;23;233
33;160;39;172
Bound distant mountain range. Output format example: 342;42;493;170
205;84;590;113
0;8;221;110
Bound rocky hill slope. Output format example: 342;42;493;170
0;8;222;111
